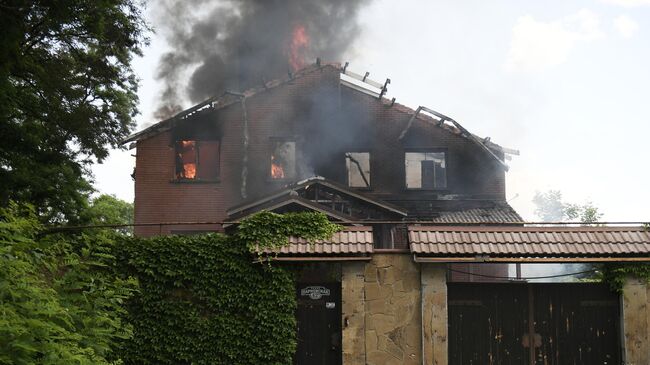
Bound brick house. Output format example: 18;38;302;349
124;62;650;364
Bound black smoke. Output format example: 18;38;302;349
152;0;369;119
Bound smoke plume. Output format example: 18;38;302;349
152;0;369;119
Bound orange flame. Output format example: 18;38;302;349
183;163;196;179
271;155;285;179
288;24;309;71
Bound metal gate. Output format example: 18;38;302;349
448;283;621;365
294;282;342;365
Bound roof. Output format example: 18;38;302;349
227;176;408;219
430;207;523;224
409;226;650;260
123;62;514;168
261;226;373;257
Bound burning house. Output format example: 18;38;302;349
124;4;650;362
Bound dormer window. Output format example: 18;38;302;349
175;140;220;180
405;151;447;189
270;140;296;180
346;152;370;188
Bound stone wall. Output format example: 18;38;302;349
363;254;422;365
623;277;650;365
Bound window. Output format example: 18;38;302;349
270;140;296;179
175;140;220;180
405;151;446;189
345;152;370;188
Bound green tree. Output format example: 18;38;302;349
81;194;134;234
0;203;136;364
0;1;149;222
533;190;603;223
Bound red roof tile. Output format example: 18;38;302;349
263;226;373;255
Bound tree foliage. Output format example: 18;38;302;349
533;190;603;223
81;194;134;234
0;0;149;222
0;203;136;364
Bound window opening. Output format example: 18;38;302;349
345;152;370;188
405;152;446;189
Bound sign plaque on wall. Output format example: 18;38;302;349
300;286;331;300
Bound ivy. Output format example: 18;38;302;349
114;211;339;364
237;211;342;253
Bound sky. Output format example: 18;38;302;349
92;0;650;222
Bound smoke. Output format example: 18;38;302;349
152;0;370;119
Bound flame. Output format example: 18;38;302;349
183;163;196;179
288;24;309;71
271;155;285;179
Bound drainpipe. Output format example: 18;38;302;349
225;91;249;199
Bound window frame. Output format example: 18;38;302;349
173;139;221;183
268;137;297;181
345;151;372;190
403;148;448;191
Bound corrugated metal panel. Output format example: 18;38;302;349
263;227;373;255
409;226;650;257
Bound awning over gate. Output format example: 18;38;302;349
409;225;650;262
260;226;373;261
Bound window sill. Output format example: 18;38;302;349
170;178;221;184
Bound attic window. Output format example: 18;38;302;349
270;140;296;180
405;151;447;189
346;152;370;188
175;140;220;180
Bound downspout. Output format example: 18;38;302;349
225;91;249;199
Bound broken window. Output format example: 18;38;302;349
345;152;370;188
270;140;296;179
175;140;220;180
405;152;447;189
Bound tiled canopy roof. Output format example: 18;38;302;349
263;226;373;256
409;226;650;259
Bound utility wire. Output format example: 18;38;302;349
447;267;599;280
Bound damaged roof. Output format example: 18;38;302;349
123;62;515;168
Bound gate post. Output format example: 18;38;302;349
622;276;650;365
342;262;366;365
421;264;448;365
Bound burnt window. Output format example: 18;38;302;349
175;140;220;180
345;152;370;188
405;151;446;189
270;140;296;180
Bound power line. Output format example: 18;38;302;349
447;267;599;280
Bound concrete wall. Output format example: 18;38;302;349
341;254;448;365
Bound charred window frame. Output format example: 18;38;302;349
345;152;371;188
174;140;221;181
404;150;447;190
269;138;296;180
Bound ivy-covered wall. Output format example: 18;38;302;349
115;233;297;364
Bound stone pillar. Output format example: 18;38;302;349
421;264;448;365
622;276;650;365
342;262;365;365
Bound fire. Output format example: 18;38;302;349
271;155;285;179
183;163;196;179
288;24;309;71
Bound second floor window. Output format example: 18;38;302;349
175;140;220;180
405;151;447;189
346;152;370;188
270;140;296;180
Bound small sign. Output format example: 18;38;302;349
300;286;331;300
326;302;336;309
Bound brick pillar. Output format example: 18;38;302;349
421;264;448;365
342;262;366;365
622;276;650;364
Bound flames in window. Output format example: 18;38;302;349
177;140;197;179
271;155;285;179
270;141;296;180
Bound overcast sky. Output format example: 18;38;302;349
92;0;650;222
